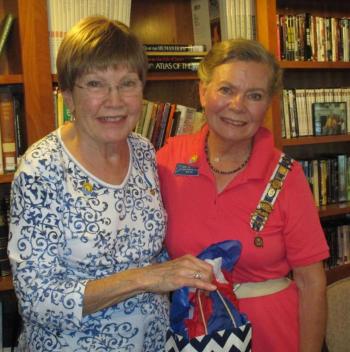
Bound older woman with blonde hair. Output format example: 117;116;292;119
157;38;329;352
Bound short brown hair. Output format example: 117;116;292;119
57;16;148;91
198;38;282;96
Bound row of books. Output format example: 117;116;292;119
277;13;350;62
324;220;350;269
46;0;132;74
281;87;350;138
0;88;26;175
219;0;256;42
135;100;205;150
300;155;350;207
191;0;256;52
52;91;205;150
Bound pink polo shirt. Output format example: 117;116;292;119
157;125;329;351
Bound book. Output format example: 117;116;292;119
191;0;212;51
282;89;291;138
13;92;27;164
148;55;204;62
46;0;132;73
144;44;206;52
148;61;200;72
142;100;156;138
305;88;316;135
174;104;189;135
287;89;298;137
156;102;172;149
146;103;160;141
150;102;166;146
337;154;347;202
209;0;221;45
169;110;182;137
56;90;64;127
311;159;320;206
147;51;206;57
163;103;177;143
62;101;73;124
295;88;308;136
0;13;14;58
147;55;202;71
0;90;16;172
312;102;347;136
181;106;198;134
318;158;328;206
135;100;148;134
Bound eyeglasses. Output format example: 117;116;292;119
75;78;142;98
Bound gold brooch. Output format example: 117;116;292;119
83;182;93;193
189;154;198;163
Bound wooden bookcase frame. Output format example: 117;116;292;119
1;1;350;295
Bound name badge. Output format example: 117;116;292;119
175;163;199;176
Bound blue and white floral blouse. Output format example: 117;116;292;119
8;130;169;352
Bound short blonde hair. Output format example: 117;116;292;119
57;16;148;91
198;38;283;96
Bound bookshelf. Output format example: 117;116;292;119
254;0;350;220
0;0;55;185
0;275;12;292
0;0;347;346
0;0;55;299
0;0;348;279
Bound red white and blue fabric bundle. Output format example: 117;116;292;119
165;240;252;352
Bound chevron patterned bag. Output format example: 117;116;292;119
165;240;252;352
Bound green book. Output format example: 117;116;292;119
0;13;14;58
62;102;72;123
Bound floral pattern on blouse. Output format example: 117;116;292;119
8;130;169;352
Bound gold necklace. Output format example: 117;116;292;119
205;134;250;175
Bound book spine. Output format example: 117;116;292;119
135;100;148;134
337;154;347;202
62;102;73;124
144;44;206;52
151;103;165;146
0;13;14;57
56;90;63;127
0;90;16;172
311;159;320;206
148;61;200;72
191;0;212;50
156;103;172;149
13;93;27;164
147;55;204;62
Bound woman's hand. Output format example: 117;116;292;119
139;254;217;293
83;255;216;315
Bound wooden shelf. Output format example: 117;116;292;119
319;202;350;218
282;134;350;147
326;263;350;285
53;72;199;82
0;74;23;84
280;61;350;69
0;173;14;184
0;275;13;293
147;72;198;81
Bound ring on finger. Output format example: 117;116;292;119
193;271;202;280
